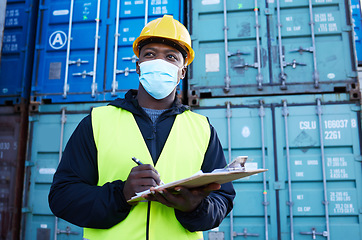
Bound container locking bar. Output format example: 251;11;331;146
55;108;67;240
63;0;75;98
111;0;121;96
226;101;234;240
308;0;319;88
300;228;328;239
57;226;79;236
68;58;89;67
276;0;287;90
282;100;294;240
254;0;263;90
259;100;269;240
91;0;101;98
223;0;230;92
233;228;259;238
316;99;330;240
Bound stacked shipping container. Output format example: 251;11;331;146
187;0;362;239
1;0;362;239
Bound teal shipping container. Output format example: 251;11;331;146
193;93;362;240
187;0;360;101
22;103;104;240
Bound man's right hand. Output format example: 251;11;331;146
123;164;162;202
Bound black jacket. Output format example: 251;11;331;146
49;90;235;232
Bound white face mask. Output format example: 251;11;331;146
139;59;180;100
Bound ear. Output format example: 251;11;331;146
136;61;140;75
180;66;187;79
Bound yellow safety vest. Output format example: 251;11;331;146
84;105;210;240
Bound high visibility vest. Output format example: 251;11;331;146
84;105;210;240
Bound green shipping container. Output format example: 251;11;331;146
22;103;104;240
193;93;362;240
188;0;360;101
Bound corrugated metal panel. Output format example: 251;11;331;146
351;0;362;65
188;0;359;101
193;94;362;240
0;0;39;105
0;105;28;240
31;0;184;103
22;103;103;240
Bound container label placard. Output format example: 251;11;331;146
201;0;220;5
205;53;220;72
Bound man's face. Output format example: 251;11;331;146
136;42;187;82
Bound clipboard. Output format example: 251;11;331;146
128;156;268;202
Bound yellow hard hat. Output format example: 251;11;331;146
133;15;195;65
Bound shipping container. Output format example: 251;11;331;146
0;104;29;240
187;0;360;101
192;93;362;240
22;103;104;240
351;0;362;65
0;0;39;105
31;0;184;104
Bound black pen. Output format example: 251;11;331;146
131;157;165;185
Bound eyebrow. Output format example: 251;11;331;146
142;47;180;55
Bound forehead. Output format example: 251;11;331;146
140;42;182;55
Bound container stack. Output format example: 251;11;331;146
0;0;38;239
19;1;185;240
186;1;362;240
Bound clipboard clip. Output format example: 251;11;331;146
213;156;247;173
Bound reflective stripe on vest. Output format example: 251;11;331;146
84;105;210;240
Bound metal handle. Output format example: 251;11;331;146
72;70;94;78
115;67;136;77
234;228;259;237
68;58;89;66
57;226;79;235
283;59;307;69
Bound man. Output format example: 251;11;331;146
49;15;235;240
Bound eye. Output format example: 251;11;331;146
143;51;155;58
167;54;178;61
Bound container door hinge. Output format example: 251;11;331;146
347;72;358;78
25;161;35;167
28;116;39;122
342;26;353;32
354;156;362;162
22;207;32;213
350;105;361;112
274;181;285;190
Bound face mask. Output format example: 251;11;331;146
139;59;180;100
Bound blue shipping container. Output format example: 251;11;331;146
188;0;359;99
0;0;39;105
31;0;184;103
351;0;362;65
193;93;362;240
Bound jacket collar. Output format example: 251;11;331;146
108;90;189;117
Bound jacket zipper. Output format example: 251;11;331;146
147;121;157;240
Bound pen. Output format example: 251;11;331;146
131;157;165;185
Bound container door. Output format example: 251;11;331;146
23;104;102;239
195;103;278;240
189;0;269;98
32;0;108;103
104;0;185;100
351;0;362;65
274;101;362;240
